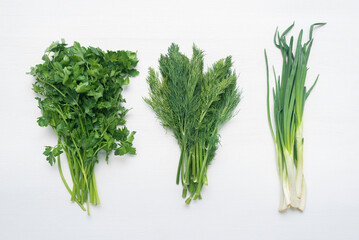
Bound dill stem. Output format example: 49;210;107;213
196;142;200;182
176;146;184;185
199;139;203;179
191;150;196;182
181;149;185;186
194;148;209;198
184;151;191;186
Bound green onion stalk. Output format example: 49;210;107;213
265;22;325;211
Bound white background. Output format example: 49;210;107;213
0;0;358;239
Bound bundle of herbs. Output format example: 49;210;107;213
29;40;139;214
265;23;325;211
145;44;240;203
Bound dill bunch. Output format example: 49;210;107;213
145;44;241;203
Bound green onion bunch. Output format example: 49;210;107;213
265;23;325;211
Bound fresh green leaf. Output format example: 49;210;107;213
37;116;49;127
75;82;91;93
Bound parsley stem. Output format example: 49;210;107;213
34;73;66;99
57;155;85;211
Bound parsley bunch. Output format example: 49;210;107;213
29;40;139;214
145;44;241;203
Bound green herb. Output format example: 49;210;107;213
29;40;139;214
265;23;326;211
145;44;240;203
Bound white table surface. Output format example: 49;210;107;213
1;0;358;239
